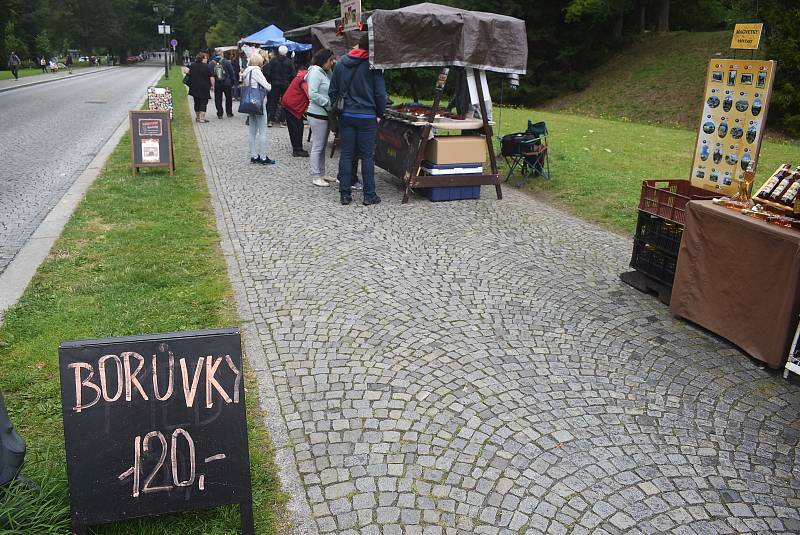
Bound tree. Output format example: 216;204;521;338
656;0;669;32
3;21;28;59
35;30;51;58
205;20;237;49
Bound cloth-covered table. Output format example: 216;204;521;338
670;200;800;368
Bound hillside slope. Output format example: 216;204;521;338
543;31;762;129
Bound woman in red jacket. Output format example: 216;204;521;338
281;65;310;157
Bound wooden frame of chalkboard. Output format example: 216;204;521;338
129;109;175;176
59;328;254;535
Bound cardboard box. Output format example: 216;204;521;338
424;136;486;165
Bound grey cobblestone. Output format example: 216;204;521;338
197;110;800;533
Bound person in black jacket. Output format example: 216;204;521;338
328;35;387;206
211;52;236;118
231;51;241;100
188;53;215;122
266;45;295;127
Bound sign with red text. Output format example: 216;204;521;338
59;328;254;535
340;0;361;31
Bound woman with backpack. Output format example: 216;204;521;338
305;49;335;187
281;64;310;158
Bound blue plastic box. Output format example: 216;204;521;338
419;185;481;202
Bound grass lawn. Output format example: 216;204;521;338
494;105;799;235
0;63;95;80
0;67;286;534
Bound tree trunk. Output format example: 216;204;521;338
613;13;624;39
656;0;669;32
639;1;647;33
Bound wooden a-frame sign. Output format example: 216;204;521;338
129;109;175;176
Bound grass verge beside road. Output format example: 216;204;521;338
494;106;799;235
0;63;95;80
0;67;286;534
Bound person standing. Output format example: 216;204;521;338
242;53;274;165
306;48;335;187
188;52;215;123
7;52;21;80
39;57;47;73
212;52;236;118
281;65;310;157
266;45;295;127
328;35;386;206
65;53;73;74
230;51;241;101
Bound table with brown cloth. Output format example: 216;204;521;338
670;200;800;369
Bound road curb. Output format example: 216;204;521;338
0;69;164;319
0;67;115;94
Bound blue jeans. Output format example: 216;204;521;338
338;115;377;197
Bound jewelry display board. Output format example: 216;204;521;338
690;59;776;196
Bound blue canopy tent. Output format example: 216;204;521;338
240;24;311;52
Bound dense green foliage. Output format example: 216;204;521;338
0;0;797;134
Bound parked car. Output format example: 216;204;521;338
126;56;140;64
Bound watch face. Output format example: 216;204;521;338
703;121;716;134
740;73;753;85
757;71;767;88
695;169;705;179
746;126;757;143
752;98;762;116
712;71;724;82
723;176;733;186
710;172;719;182
740;153;751;170
725;152;738;165
718;122;728;138
735;99;749;112
723;95;733;112
713;149;723;164
707;96;720;108
730;126;744;139
727;70;737;85
700;145;710;161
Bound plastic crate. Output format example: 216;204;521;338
634;211;683;257
630;239;678;286
419;186;481;202
639;179;716;225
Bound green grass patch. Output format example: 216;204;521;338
0;67;287;534
543;31;750;129
0;64;95;80
494;105;798;234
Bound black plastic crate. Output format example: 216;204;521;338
634;211;683;257
630;239;678;286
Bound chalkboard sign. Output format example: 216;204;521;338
129;109;175;176
59;328;253;535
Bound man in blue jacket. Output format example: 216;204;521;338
212;52;237;118
328;35;387;206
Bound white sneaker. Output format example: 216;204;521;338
313;177;330;187
324;176;340;185
352;182;363;191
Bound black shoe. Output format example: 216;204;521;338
227;114;234;118
259;157;276;165
251;157;261;164
292;150;310;157
340;194;353;205
217;114;223;119
363;195;382;206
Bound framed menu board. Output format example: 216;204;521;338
129;110;175;176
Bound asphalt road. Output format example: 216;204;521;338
0;65;162;276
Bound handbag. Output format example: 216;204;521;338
182;72;191;87
328;61;366;133
238;71;266;115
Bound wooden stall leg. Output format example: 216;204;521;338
402;178;412;204
240;500;255;535
474;69;502;200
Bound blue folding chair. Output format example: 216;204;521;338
501;120;550;181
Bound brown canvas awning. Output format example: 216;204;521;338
368;3;527;74
284;18;366;59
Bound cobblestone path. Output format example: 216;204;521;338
195;115;800;534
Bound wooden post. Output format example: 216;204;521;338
474;69;502;200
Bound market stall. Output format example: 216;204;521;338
367;3;527;203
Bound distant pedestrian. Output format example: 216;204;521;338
230;51;241;101
306;48;335;187
266;45;295;127
39;57;47;73
242;53;274;165
328;34;386;206
49;58;58;72
7;52;21;80
282;65;310;157
211;52;236;118
187;52;215;123
65;53;73;74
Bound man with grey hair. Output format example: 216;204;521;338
265;44;295;126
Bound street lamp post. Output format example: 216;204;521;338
154;4;174;79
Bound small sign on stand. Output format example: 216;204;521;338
731;23;763;50
59;328;254;535
147;86;174;119
340;0;362;31
129;109;174;176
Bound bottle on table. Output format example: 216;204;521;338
756;164;791;200
779;175;800;206
768;166;799;201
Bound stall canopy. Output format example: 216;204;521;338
284;18;365;58
240;24;284;45
368;3;527;74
